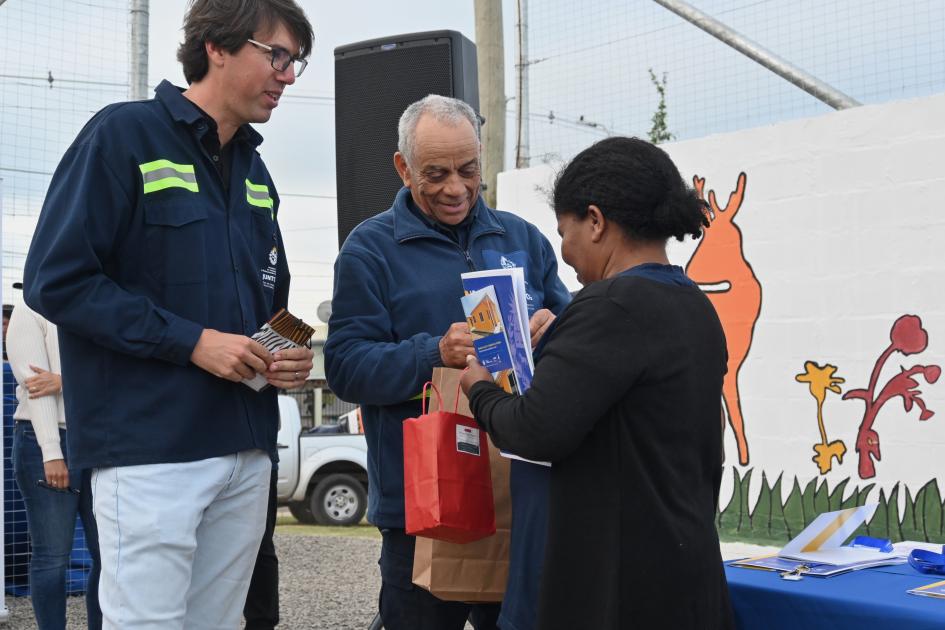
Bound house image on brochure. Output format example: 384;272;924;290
466;294;501;336
463;291;515;393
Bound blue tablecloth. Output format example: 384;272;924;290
725;560;945;629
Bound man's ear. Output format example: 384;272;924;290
393;152;411;188
204;40;226;71
587;204;607;243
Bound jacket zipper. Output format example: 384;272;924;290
460;247;476;271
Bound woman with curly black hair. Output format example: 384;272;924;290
462;137;734;630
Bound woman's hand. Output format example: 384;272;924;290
460;355;493;396
43;459;69;489
529;309;556;348
24;365;62;399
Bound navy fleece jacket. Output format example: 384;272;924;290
324;187;570;527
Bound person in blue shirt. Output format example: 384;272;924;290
22;1;314;627
324;94;571;630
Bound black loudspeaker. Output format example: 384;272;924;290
334;30;479;247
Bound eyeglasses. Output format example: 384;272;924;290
246;39;308;77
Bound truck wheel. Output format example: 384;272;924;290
311;473;367;526
288;501;317;525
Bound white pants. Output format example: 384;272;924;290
92;449;271;630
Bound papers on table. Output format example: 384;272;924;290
731;551;907;578
779;504;906;566
731;554;888;577
909;579;945;599
731;504;913;578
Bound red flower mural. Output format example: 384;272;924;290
842;315;941;479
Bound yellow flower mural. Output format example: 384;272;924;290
795;361;847;474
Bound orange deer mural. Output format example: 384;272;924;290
686;172;761;465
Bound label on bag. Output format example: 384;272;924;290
456;425;481;456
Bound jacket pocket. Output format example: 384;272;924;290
143;200;208;286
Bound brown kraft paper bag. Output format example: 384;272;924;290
411;367;511;602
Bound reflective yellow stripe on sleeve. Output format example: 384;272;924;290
139;159;199;194
245;179;275;219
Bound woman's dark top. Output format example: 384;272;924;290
470;264;734;630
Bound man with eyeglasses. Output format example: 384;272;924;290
23;2;314;628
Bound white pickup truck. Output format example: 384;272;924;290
276;396;369;526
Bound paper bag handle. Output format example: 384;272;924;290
421;371;467;415
421;381;443;415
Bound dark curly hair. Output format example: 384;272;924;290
553;137;708;242
177;0;314;85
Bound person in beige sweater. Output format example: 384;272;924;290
7;301;101;630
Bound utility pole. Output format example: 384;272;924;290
514;0;529;168
474;0;506;207
130;0;149;100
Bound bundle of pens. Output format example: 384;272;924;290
243;308;316;391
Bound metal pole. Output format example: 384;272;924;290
130;0;149;100
515;0;530;168
652;0;860;110
474;0;506;207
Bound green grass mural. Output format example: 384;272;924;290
716;468;945;546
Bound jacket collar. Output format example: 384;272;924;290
391;187;505;244
154;79;263;148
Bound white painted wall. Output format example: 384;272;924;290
497;93;945;516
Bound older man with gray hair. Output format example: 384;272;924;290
325;95;570;629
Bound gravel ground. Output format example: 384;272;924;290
3;532;383;630
2;533;772;629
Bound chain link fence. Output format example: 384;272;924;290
519;0;945;164
1;0;132;298
1;0;132;611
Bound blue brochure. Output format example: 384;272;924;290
461;287;516;389
461;268;533;394
461;269;549;466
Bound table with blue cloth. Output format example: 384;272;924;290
725;560;945;629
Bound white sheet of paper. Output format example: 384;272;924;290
780;504;878;559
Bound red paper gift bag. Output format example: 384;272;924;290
403;381;496;544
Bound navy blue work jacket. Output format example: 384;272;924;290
325;187;571;527
23;80;289;470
